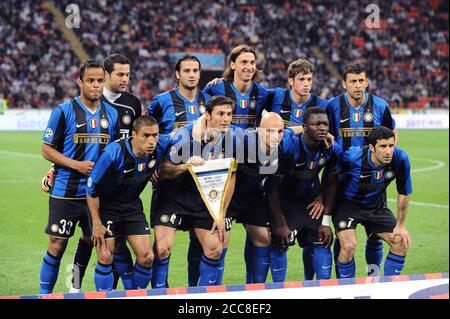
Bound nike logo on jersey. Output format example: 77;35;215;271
360;174;371;178
340;118;350;123
280;110;291;113
123;168;135;173
296;162;305;167
175;111;186;117
76;123;87;128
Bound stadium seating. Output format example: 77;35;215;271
0;0;448;109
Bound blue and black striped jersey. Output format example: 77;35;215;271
327;93;396;151
86;135;170;203
277;133;342;199
147;88;211;133
270;89;328;127
203;80;270;129
339;146;412;205
42;96;120;199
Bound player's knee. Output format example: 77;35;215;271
340;240;356;257
136;251;154;268
389;236;407;256
48;237;67;257
203;244;223;260
251;232;271;247
155;241;172;259
97;249;113;265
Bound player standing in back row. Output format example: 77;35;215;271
327;64;398;277
39;60;120;294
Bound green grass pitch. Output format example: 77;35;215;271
0;129;448;296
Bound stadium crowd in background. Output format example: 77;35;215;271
0;0;448;109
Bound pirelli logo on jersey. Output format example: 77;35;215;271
72;133;110;145
339;127;373;138
232;114;256;125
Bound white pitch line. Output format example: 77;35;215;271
387;198;448;209
412;158;446;173
0;150;42;159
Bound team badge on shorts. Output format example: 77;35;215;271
51;224;59;233
364;112;373;122
45;128;53;138
338;221;347;229
385;170;395;179
160;214;169;223
122;114;131;125
87;177;92;188
100;118;109;129
148;159;156;169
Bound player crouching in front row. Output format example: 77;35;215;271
87;116;170;291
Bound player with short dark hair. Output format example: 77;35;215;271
327;63;398;277
147;54;211;288
153;96;238;287
267;107;341;281
270;59;328;127
148;54;210;133
333;126;412;278
39;60;120;294
264;58;333;281
87;115;170;291
70;53;143;293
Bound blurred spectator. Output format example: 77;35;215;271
1;0;448;109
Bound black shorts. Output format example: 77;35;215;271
333;198;397;235
280;195;321;247
229;195;270;228
152;210;232;232
45;197;90;238
92;199;150;238
151;210;191;231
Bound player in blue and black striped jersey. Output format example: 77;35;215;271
152;96;238;287
147;54;211;133
39;60;120;294
333;126;412;278
86;116;170;291
228;113;296;284
70;53;144;293
267;107;341;281
270;59;328;127
266;58;333;280
147;54;211;287
327;64;398;277
203;45;271;129
192;45;271;283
